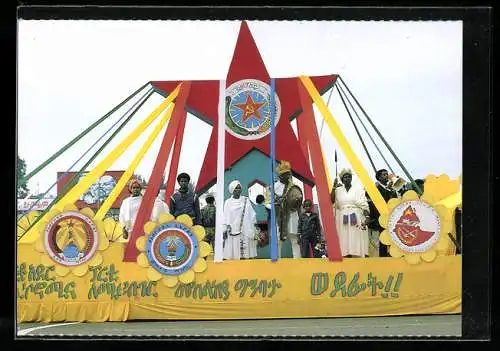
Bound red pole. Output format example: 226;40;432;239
297;79;342;261
123;82;192;262
165;108;187;200
296;113;314;201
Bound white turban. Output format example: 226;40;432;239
228;180;241;195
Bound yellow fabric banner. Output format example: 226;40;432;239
17;243;461;322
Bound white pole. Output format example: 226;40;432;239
213;79;226;262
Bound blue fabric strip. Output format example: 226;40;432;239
269;78;279;262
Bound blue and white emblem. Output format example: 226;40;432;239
225;79;281;140
146;222;198;276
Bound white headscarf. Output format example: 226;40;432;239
228;180;241;195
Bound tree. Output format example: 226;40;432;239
17;156;29;198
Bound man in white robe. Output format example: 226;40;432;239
223;180;257;260
331;169;370;258
119;179;169;241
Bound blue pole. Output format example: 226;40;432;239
269;78;279;262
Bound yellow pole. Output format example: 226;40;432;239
21;84;182;240
299;76;388;215
94;102;176;220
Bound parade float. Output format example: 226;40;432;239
16;21;461;322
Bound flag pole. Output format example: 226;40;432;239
214;79;226;262
269;78;279;262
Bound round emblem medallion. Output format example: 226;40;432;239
43;211;99;266
387;200;441;253
225;79;281;140
146;222;199;276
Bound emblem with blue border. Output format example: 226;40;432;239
146;222;199;275
225;79;281;140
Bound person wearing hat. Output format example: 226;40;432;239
331;168;370;258
201;192;217;249
119;178;169;241
365;169;399;257
273;160;303;259
223;180;257;260
169;172;202;225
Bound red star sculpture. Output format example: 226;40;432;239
151;21;337;193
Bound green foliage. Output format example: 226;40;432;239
17;156;29;198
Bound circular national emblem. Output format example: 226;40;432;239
387;200;441;253
43;211;99;267
146;222;199;276
225;79;281;140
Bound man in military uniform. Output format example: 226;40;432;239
169;173;202;225
201;192;216;250
273;160;303;258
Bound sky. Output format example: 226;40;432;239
17;20;462;203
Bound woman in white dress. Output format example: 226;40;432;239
223;180;257;260
331;169;370;258
119;179;169;241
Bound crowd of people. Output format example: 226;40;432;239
117;160;450;261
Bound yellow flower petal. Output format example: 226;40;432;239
98;236;110;251
137;253;150;268
55;265;70;277
35;239;46;253
387;198;400;212
405;253;421;265
425;174;438;183
389;245;403;258
179;269;195;284
192;225;206;241
136;236;147;252
420;192;434;204
402;190;418;201
27;210;40;221
80;207;95;218
88;253;103;267
94;220;105;236
198;241;212;258
44;209;61;223
378;214;388;229
379;230;391;245
421;250;437;262
41;254;55;266
163;275;178;287
176;214;193;228
192;258;207;273
147;267;162;281
435;237;449;252
72;264;89;277
62;203;79;212
159;213;175;224
143;221;157;235
103;217;121;241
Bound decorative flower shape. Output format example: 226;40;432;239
420;174;460;205
102;216;127;243
17;210;41;241
135;213;211;288
34;204;109;277
378;176;456;264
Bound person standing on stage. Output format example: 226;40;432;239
201;192;217;250
274;160;303;259
169;172;202;225
223;180;257;260
366;168;399;257
331;169;370;258
119;178;169;240
297;199;323;258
